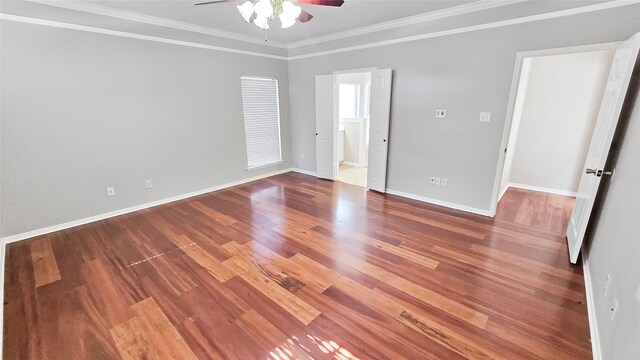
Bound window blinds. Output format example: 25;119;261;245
240;77;283;170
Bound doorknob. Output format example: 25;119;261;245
598;169;614;177
586;168;614;177
383;139;387;142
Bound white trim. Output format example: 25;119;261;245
385;189;492;217
340;161;359;167
498;184;510;203
513;42;623;59
0;14;288;60
3;1;637;61
488;41;621;216
22;0;522;51
0;168;293;244
287;0;526;49
24;0;287;48
583;254;603;360
506;183;578;197
291;167;317;177
333;67;377;76
287;1;639;60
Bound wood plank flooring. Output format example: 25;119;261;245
3;173;591;359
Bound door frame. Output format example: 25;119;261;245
488;41;621;216
331;67;377;180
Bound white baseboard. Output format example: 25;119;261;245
583;254;602;360
385;189;493;217
498;185;510;202
0;167;294;245
291;167;317;177
507;182;577;197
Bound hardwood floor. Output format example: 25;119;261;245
3;173;591;359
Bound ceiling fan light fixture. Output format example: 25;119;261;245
281;1;301;18
198;0;336;32
279;15;296;29
253;0;273;18
279;1;301;28
253;14;270;29
236;1;255;23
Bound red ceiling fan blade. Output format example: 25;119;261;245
297;10;314;23
194;0;232;5
295;0;344;7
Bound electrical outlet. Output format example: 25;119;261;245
301;153;305;160
435;177;441;185
604;274;611;295
479;112;491;122
429;177;436;184
435;109;447;118
145;179;153;189
106;186;115;197
610;299;619;320
441;178;448;187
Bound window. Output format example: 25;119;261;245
339;83;360;119
240;76;283;170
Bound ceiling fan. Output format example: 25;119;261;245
194;0;344;30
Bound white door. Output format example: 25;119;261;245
566;33;640;264
367;69;393;192
315;74;336;180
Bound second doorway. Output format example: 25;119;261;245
336;71;371;188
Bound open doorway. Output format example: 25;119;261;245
494;45;619;249
316;68;392;192
336;72;371;188
498;49;616;205
493;36;640;264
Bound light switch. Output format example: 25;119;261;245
479;112;491;122
436;109;446;118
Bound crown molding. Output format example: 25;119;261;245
286;0;528;49
288;0;640;60
24;0;288;48
3;0;638;61
0;13;288;60
22;0;525;51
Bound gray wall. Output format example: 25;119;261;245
0;20;291;237
585;74;640;360
288;5;640;212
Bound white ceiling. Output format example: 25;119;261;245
82;0;478;44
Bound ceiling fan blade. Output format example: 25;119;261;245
295;0;344;7
297;10;314;23
194;0;232;6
